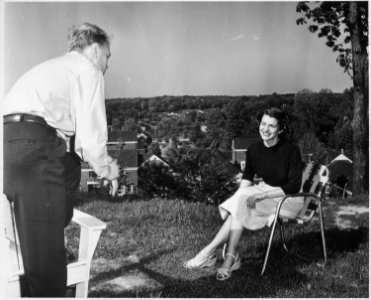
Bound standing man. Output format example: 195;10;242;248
3;23;119;297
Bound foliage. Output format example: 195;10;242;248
296;1;368;76
138;162;180;199
138;146;239;204
166;146;237;203
224;98;252;139
296;1;368;195
297;131;328;163
122;117;137;132
150;141;162;156
106;91;353;157
292;89;353;149
333;118;353;155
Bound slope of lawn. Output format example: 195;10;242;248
65;194;369;298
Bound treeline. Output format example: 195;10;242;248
106;88;354;159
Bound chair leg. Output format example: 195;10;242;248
261;217;279;276
9;203;22;269
75;281;88;298
279;221;290;253
318;202;327;264
280;222;310;262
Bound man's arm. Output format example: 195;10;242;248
74;68;119;185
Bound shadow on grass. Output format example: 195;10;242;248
276;226;368;260
87;226;367;298
87;246;306;298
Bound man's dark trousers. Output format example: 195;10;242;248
3;120;81;297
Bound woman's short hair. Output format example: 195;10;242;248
68;23;110;51
257;107;293;138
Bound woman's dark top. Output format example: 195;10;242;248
242;137;303;194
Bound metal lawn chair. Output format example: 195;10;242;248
261;162;330;275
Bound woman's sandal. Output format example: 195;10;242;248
183;249;217;269
216;253;241;281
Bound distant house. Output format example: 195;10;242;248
80;130;139;196
107;131;137;151
178;139;195;148
219;150;233;163
80;161;101;192
327;150;353;197
137;132;152;154
231;137;260;171
139;152;175;180
108;148;138;196
140;154;171;168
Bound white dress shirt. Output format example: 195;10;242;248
3;51;113;178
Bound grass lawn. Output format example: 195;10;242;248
66;194;369;298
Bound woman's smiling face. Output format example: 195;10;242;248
259;114;281;146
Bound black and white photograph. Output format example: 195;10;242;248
1;1;368;298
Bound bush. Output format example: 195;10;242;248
138;147;239;204
138;162;182;199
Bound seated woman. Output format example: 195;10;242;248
184;107;304;280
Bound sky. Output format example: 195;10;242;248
4;1;353;99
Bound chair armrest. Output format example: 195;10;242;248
283;192;321;201
71;209;107;263
276;193;321;223
277;193;321;208
72;209;107;231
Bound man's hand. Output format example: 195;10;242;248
109;179;118;196
102;178;119;196
103;159;120;196
105;159;120;181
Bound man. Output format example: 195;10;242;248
3;23;119;297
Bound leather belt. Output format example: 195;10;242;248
4;113;48;126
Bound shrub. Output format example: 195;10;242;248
138;146;239;204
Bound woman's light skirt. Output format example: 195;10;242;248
219;182;303;230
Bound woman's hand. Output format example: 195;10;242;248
246;192;267;209
246;195;257;209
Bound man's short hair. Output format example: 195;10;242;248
68;23;110;51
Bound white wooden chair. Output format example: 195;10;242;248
2;194;107;297
261;162;330;275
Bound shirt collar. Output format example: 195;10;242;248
66;51;100;72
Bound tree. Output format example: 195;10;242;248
165;146;238;203
224;99;251;139
150;142;162;157
138;163;179;199
333;119;353;155
189;121;205;147
297;1;368;195
122;117;137;132
293;90;339;144
297;131;328;163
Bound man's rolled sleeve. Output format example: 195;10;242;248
73;68;113;179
